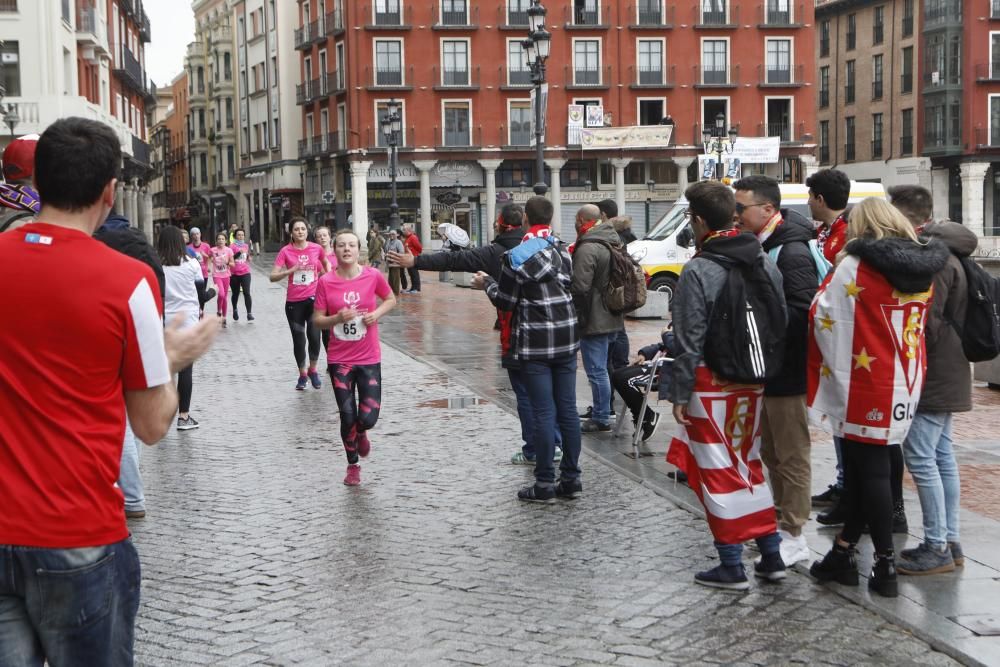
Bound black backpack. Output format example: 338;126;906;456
952;255;1000;362
700;252;788;384
576;238;648;315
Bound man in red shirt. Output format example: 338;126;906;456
401;222;423;293
0;118;218;664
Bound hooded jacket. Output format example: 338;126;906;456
571;222;626;336
94;213;165;299
484;236;579;361
919;221;978;413
807;236;950;445
612;216;638;245
669;233;785;405
760;210;819;396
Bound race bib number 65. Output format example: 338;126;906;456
334;316;367;342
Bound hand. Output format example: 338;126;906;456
387;251;414;268
338;306;360;323
362;311;378;326
470;271;489;290
164;315;220;374
632;353;646;366
672;403;691;426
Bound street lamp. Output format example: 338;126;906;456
702;112;738;181
645;179;655;230
380;98;402;229
522;0;551;196
3;106;18;139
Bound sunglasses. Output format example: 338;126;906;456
735;202;768;215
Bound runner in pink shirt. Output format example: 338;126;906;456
313;229;396;486
230;228;254;322
209;233;235;326
270;217;331;390
186;227;212;279
314;225;338;355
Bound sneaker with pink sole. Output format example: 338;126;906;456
344;464;361;486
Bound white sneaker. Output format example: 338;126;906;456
777;530;810;566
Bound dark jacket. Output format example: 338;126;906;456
571;222;626;336
612;216;638;245
760;210;819;396
94;214;165;299
919;221;977;413
415;227;522;280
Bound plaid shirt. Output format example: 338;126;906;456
485;236;579;361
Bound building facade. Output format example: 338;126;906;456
233;0;303;248
185;0;239;241
0;0;154;230
295;0;818;247
149;71;191;235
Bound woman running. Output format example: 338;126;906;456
314;225;338;353
313;229;396;486
210;232;235;327
230;228;254;321
271;217;331;390
157;226;211;431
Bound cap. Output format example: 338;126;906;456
2;134;39;182
189;226;201;235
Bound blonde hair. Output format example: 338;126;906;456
846;197;919;244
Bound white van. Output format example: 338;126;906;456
627;182;887;297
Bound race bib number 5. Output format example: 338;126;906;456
334;316;367;342
293;269;315;285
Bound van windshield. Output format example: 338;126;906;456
644;204;688;241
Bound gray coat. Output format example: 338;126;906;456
570;222;625;336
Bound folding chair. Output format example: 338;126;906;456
612;351;672;460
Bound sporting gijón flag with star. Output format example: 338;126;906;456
667;366;778;545
807;255;932;446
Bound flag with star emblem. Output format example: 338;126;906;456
667;366;778;544
807;254;932;445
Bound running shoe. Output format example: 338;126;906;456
177;416;199;431
233;311;239;321
694;564;750;591
357;431;371;458
221;320;227;328
247;313;255;322
344;464;361;486
308;370;322;389
640;411;661;442
753;552;787;582
296;375;308;391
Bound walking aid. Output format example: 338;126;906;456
612;351;671;460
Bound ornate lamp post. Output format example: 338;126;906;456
522;0;551;195
701;112;738;181
380;99;402;228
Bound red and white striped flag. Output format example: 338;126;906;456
667;366;778;545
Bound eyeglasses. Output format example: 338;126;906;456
682;208;691;220
734;202;768;215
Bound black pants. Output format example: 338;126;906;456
840;438;894;554
611;364;658;423
178;364;193;414
406;266;420;292
230;274;252;314
607;329;629;412
284;299;321;370
330;363;382;464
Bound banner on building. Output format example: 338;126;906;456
579;125;673;150
585;105;605;127
701;137;781;164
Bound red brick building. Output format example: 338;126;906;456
296;0;817;243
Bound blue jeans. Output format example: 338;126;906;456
716;533;780;565
521;355;582;485
118;421;145;513
580;333;613;424
902;411;961;547
507;367;561;460
0;539;141;666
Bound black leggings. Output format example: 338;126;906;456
178;364;193;414
230;274;252;314
840;438;894;554
285;299;321;370
330;363;382;464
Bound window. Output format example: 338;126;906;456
573;40;600;85
0;1;17;11
442;40;469;86
337;104;346;149
902;0;914;37
702;39;728;84
991;97;1000;146
766;39;791;83
766;0;790;25
227;145;235;179
902;46;913;93
376;101;406;147
766;98;791;141
375;0;401;25
819;20;830;58
872;54;883;99
441;0;467;25
336;43;345;88
901;108;913;154
638;0;662;25
443;101;471;146
819;120;830;163
992;33;1000;79
197;66;205;93
701;0;726;25
638;99;664;125
845;116;855;161
508;100;531;145
198;109;206;137
845;60;855;104
846;14;856;50
637;40;663;85
61;0;69;22
872;113;883;157
271;57;278;87
0;41;20;96
226;98;234;128
507;0;529;25
819;67;829;107
375;40;403;86
224;53;232;80
574;0;598;26
273;118;280;147
702;98;728;134
508;40;531;85
200;153;207;185
873;6;884;45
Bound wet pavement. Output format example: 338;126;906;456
127;261;987;665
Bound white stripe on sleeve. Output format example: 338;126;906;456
129;277;171;388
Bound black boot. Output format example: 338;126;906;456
816;499;847;526
892;500;909;534
869;551;899;598
809;540;859;586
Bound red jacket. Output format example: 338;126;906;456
404;234;422;256
818;214;847;265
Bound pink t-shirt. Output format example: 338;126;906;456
187;242;212;278
210;246;234;279
274;242;326;302
314;266;392;366
231;241;251;276
323;247;339;271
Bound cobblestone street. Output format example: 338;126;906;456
130;264;962;666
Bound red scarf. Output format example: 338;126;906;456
698;228;740;253
522;224;553;241
568;219;601;254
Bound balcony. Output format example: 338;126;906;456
871;138;883;158
629;64;675;88
297;134;331;159
76;6;110;58
901;134;913;155
296;77;339;105
130;136;151;168
326;10;345;35
565;64;611;89
631;3;673;27
565;4;608;27
845;142;855;161
499;5;529;28
113;47;152;99
364;4;412;29
501;65;533;88
976;63;1000;82
435;2;478;28
695;64;740;88
327;131;345;153
433;125;482;150
365;65;413;90
759;64;805;87
365;125;415;149
433;65;480;90
924;0;962;27
294;19;321;50
695;4;738;28
975;128;1000;150
139;9;151;42
759;3;803;27
872;80;884;99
